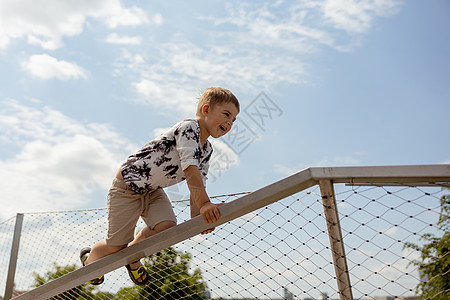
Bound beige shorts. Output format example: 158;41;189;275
105;177;177;246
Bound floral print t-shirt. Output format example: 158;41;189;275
120;119;213;194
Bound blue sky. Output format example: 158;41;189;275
0;0;449;221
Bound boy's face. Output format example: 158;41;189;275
202;102;239;139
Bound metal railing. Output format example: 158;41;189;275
1;165;449;299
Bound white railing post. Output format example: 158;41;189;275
319;180;353;300
4;213;24;300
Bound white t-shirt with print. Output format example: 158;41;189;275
120;119;213;194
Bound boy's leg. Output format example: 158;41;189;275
122;221;175;284
134;187;177;250
85;239;127;265
100;176;145;265
85;220;176;266
127;187;177;270
129;220;176;245
127;220;176;269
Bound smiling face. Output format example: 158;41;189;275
198;101;239;144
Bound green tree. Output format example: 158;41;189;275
405;190;449;299
33;263;114;299
115;247;208;299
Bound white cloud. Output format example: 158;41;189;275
320;0;401;34
274;152;365;176
384;226;397;236
209;0;401;52
0;99;136;220
105;33;142;45
207;2;334;52
153;13;164;26
112;1;401;117
21;54;88;80
208;139;240;180
125;38;306;116
274;163;307;177
0;0;149;50
100;4;149;28
133;78;199;116
313;154;363;166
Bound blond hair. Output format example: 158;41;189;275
197;87;240;116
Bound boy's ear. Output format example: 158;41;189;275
202;104;210;115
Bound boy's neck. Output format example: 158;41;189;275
196;116;209;146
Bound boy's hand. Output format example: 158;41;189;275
201;228;215;235
200;203;224;234
200;202;221;224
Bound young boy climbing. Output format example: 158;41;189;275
80;87;240;285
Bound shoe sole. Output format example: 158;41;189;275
79;247;104;285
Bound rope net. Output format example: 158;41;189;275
0;184;447;299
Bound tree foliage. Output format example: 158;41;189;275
405;190;449;299
116;247;208;299
32;247;207;299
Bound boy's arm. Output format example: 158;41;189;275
190;196;200;218
184;165;220;225
190;195;222;235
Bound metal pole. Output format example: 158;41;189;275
4;213;24;300
319;180;353;300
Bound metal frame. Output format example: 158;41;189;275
319;180;353;300
12;164;450;300
4;213;24;300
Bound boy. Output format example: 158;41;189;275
80;87;239;285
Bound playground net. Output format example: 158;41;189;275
1;184;447;299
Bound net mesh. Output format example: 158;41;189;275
0;184;447;299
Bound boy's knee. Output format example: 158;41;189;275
112;244;128;251
105;243;127;253
154;220;176;232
